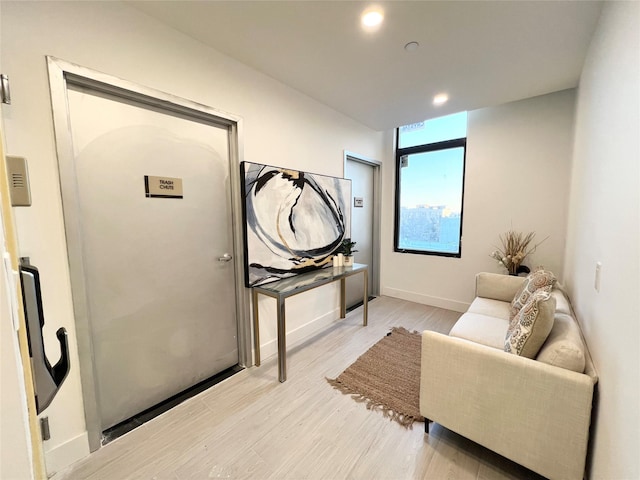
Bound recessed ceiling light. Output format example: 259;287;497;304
361;9;384;29
433;93;449;106
404;41;420;52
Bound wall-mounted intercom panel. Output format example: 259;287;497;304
6;156;32;206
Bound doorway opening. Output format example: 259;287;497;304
343;151;382;310
48;57;251;452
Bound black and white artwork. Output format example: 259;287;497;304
240;162;351;287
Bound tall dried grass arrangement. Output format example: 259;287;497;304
490;230;546;275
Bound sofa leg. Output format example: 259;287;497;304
424;419;430;434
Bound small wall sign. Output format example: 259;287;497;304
354;197;364;208
144;176;183;199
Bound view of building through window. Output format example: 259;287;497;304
395;112;467;256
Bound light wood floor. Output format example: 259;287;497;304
54;296;545;480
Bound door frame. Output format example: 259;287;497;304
1;119;47;479
47;57;251;452
343;150;381;296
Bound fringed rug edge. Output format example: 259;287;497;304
325;376;424;429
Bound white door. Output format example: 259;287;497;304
345;156;378;309
65;84;239;430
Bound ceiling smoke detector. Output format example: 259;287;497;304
404;41;419;52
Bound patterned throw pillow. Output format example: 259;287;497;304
509;269;557;321
505;289;556;358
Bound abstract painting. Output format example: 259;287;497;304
240;161;351;287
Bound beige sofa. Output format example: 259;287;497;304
420;272;597;480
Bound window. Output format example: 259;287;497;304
394;112;467;257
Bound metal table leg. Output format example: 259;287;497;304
277;296;287;382
363;269;368;326
339;277;346;318
252;289;260;366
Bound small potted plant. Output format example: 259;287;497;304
339;238;358;266
490;229;547;276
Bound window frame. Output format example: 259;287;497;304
393;133;467;258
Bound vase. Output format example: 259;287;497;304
344;256;354;267
509;265;530;276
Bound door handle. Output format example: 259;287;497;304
218;253;233;262
19;258;70;414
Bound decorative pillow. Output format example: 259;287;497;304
505;290;556;358
509;269;557;321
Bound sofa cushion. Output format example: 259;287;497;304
467;297;511;320
510;269;557;320
551;289;572;315
449;312;509;350
505;290;556;358
536;313;586;373
475;272;525;302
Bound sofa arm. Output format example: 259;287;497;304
475;272;524;301
420;331;595;480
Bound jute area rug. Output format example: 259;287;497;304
327;327;424;428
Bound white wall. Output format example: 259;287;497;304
381;89;576;311
564;2;640;479
0;1;384;474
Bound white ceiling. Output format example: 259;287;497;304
130;1;603;131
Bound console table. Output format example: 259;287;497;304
252;263;368;382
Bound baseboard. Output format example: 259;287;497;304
44;431;89;477
382;287;470;313
258;308;340;361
